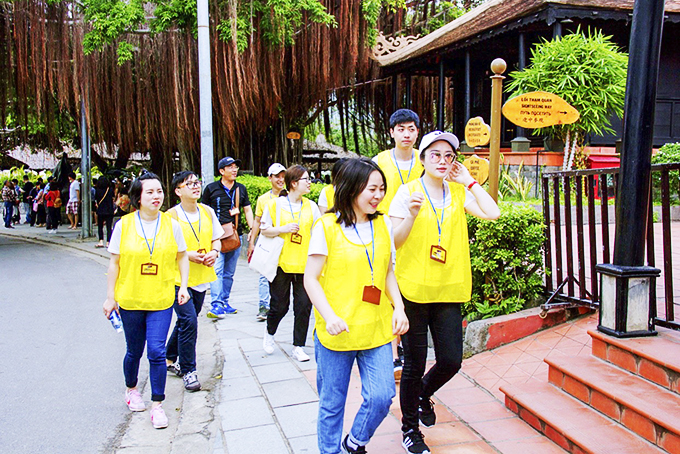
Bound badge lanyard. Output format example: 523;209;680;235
222;183;236;209
138;211;160;260
420;178;446;245
353;220;382;304
180;205;202;251
353;221;375;286
392;148;414;185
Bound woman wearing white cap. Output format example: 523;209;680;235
389;131;500;454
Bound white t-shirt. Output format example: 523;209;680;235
108;214;187;255
69;180;81;202
172;204;224;292
388;183;475;219
260;197;321;231
317;187;330;208
308;213;396;263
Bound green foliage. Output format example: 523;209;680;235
499;160;534;202
0;167;51;187
465;203;546;319
81;0;146;59
362;0;405;46
506;27;628;141
651;142;680;204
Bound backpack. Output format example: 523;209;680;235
53;195;62;208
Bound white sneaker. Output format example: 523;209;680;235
291;346;310;362
263;327;276;354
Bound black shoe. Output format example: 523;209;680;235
402;429;430;454
341;435;367;453
397;344;404;363
393;358;403;382
167;362;183;377
418;397;436;427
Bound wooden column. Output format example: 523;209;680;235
437;60;445;130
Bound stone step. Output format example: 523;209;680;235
501;382;665;454
589;328;680;393
546;354;680;453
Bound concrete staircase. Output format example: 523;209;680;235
500;327;680;454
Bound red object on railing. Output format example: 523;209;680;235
587;155;620;199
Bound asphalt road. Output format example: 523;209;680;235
0;235;130;453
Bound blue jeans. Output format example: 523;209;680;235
166;287;205;374
209;246;241;306
119;307;173;401
3;202;13;227
258;274;270;309
315;335;395;454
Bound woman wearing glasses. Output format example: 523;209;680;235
260;165;321;362
389;131;500;454
103;171;190;429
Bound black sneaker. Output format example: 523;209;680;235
397;344;404;363
402;429;430;454
418;397;436;427
341;435;367;453
167;362;183;377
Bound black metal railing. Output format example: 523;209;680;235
540;163;678;330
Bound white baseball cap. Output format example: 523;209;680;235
267;163;286;176
419;131;460;153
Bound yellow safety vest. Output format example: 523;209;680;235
269;197;314;274
255;190;277;218
375;148;422;212
320;185;335;209
395;179;471;303
315;214;395;351
169;204;217;288
115;212;177;310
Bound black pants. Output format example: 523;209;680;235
36;205;46;225
399;297;463;432
166;287;205;374
266;267;312;347
98;214;114;242
46;206;59;230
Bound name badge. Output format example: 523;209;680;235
197;248;206;254
291;233;303;244
362;285;381;305
229;207;239;216
141;263;159;275
430;245;447;264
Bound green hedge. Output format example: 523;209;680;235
651;143;680;204
466;203;546;320
236;174;326;232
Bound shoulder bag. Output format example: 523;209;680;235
248;200;284;282
220;186;241;253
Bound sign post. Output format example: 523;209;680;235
488;59;506;202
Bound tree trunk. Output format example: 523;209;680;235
323;106;332;144
338;98;348;152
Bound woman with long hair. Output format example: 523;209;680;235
305;158;409;454
103;171;190;429
390;131;500;454
259;165;320;362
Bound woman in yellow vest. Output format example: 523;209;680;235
103;171;190;430
317;158;348;214
165;171;224;392
305;158;409;454
260;165;321;362
390;131;500;454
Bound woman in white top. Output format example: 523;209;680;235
260;165;321;362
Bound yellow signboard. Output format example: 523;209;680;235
462;155;490;185
502;91;579;128
465;117;491;147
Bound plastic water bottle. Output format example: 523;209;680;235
109;311;123;333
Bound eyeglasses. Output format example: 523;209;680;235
297;177;310;182
180;180;202;188
429;151;456;164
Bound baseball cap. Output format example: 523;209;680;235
218;156;242;169
267;163;286;176
418;131;460;154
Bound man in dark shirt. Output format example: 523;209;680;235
22;175;35;224
202;157;254;318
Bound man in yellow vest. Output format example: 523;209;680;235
247;163;286;321
165;171;224;391
372;108;423;380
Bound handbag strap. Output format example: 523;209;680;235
233;187;240;230
96;187;109;208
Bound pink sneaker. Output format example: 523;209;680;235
150;404;169;429
125;388;145;412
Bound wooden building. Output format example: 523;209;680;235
373;0;680;149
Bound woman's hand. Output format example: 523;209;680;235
103;298;119;318
203;249;219;267
392;307;409;336
407;192;424;218
325;314;349;336
448;162;475;186
177;286;190;305
283;223;300;234
187;250;205;264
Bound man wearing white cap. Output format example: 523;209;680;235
247;163;286;321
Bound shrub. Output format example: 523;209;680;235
651;143;680;204
466;203;546;320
